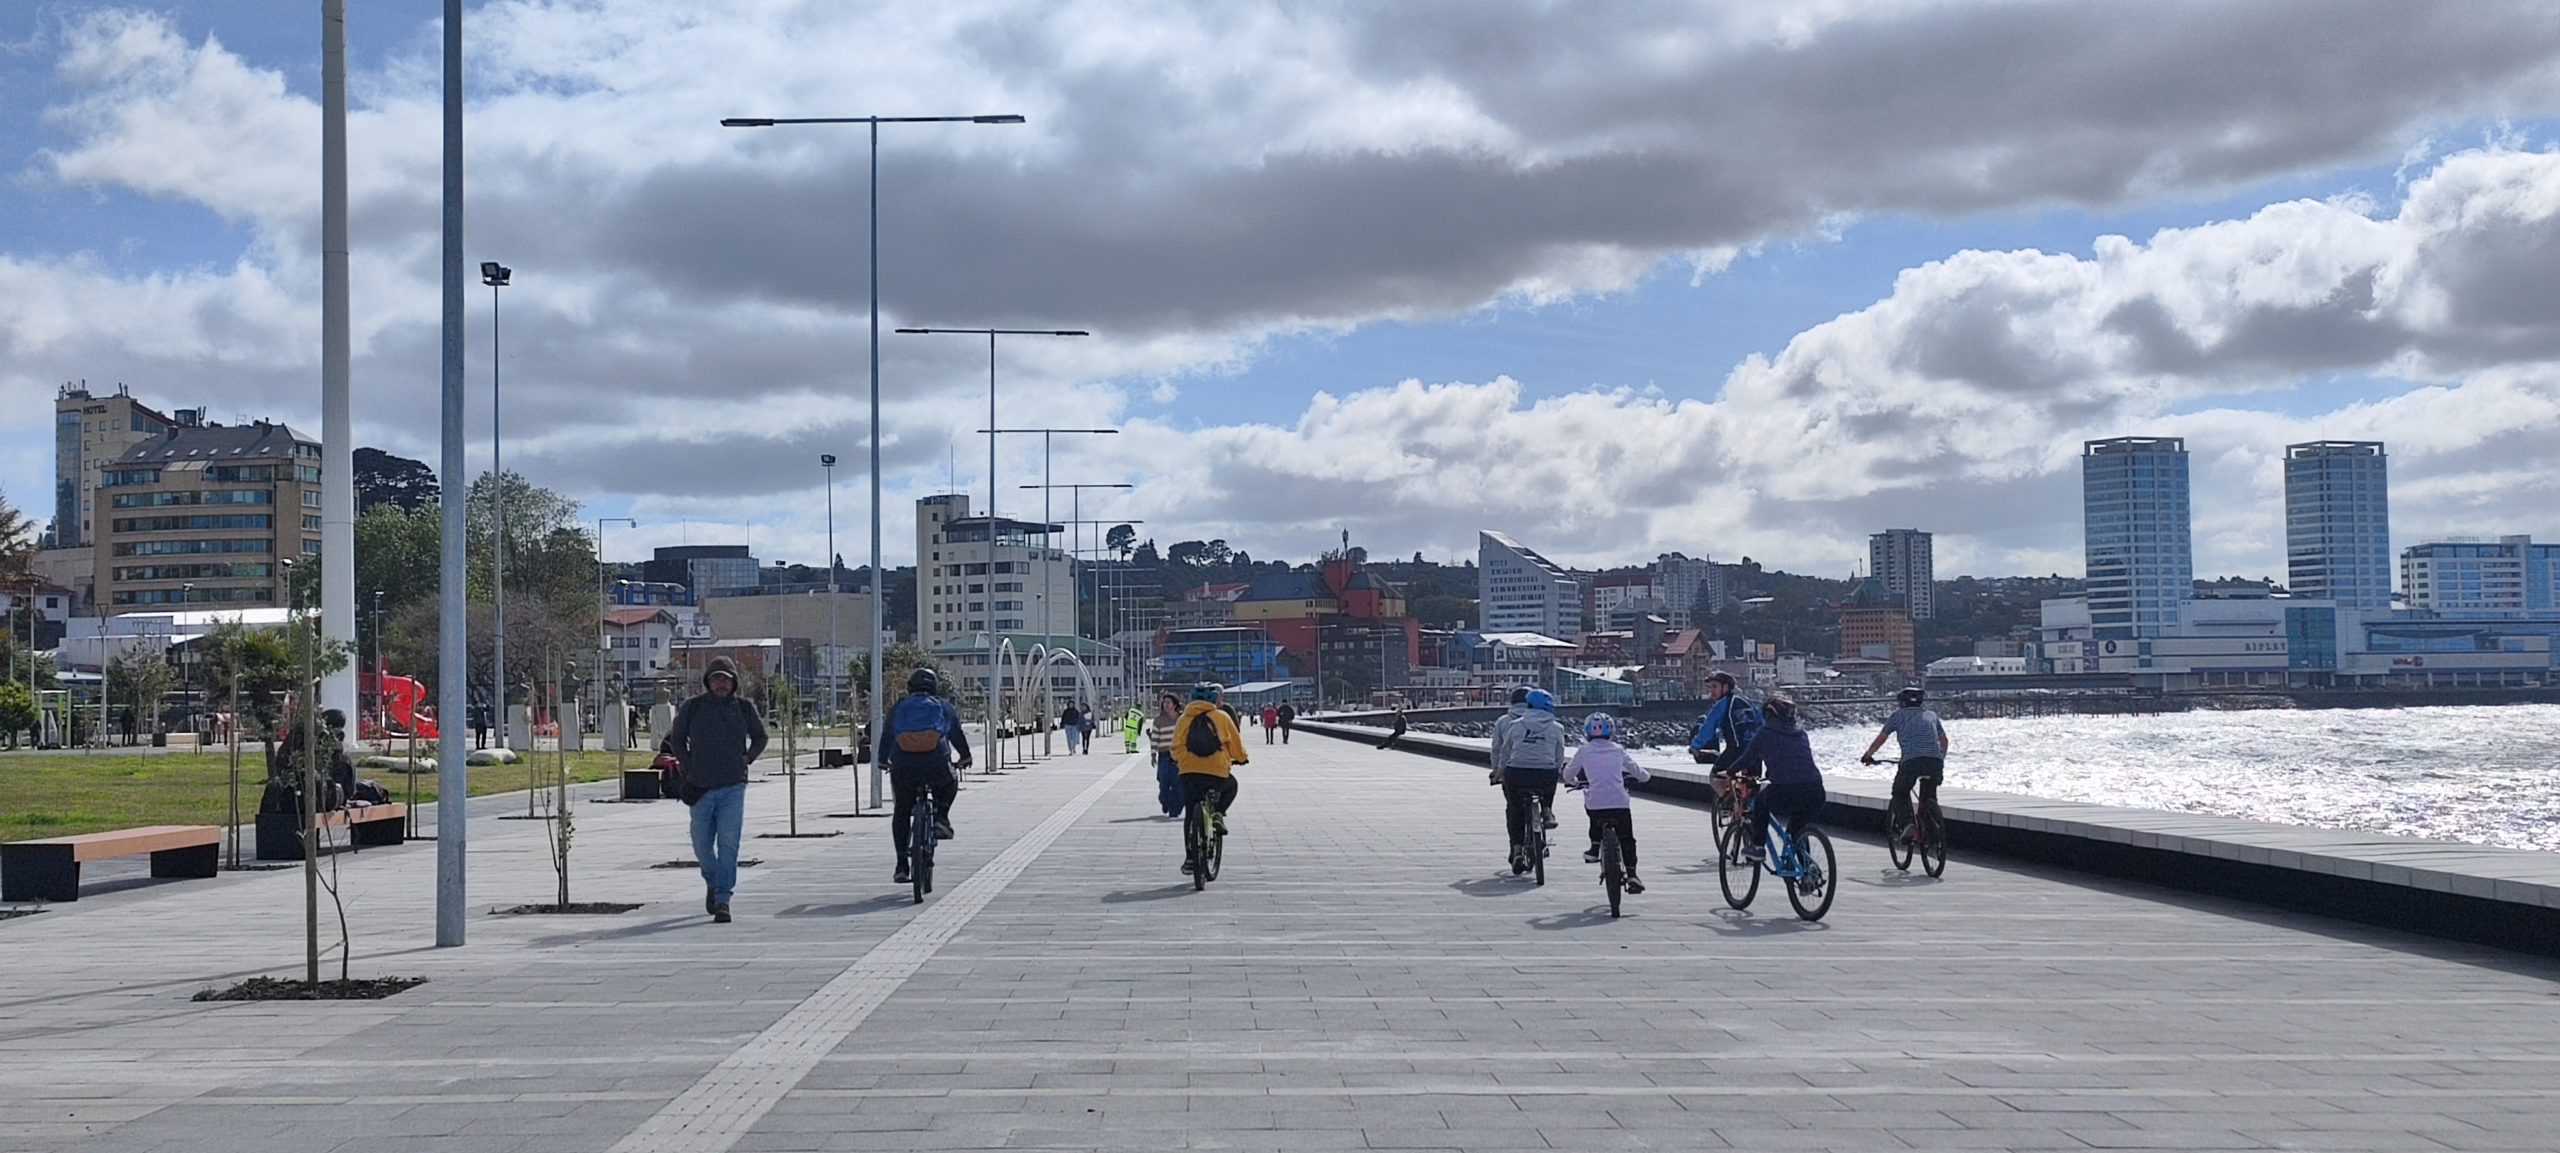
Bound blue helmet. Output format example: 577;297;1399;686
1524;688;1556;713
1583;712;1616;741
1189;682;1224;703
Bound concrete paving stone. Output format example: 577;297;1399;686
5;740;2560;1153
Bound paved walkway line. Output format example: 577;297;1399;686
604;753;1141;1153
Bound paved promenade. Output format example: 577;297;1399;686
4;735;2558;1152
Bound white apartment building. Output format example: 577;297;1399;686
914;494;1075;645
1868;529;1935;620
2401;536;2560;616
1478;530;1579;638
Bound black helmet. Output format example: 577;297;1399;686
1896;687;1925;708
1764;693;1799;724
1706;670;1738;689
1509;685;1531;705
906;668;940;695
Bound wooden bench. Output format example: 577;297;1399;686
254;804;409;860
3;826;220;903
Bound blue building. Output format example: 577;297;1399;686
2082;437;2193;640
2402;535;2560;616
2284;441;2393;611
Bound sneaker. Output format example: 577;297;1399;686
1509;847;1529;874
934;820;955;841
1741;844;1765;864
894;863;911;885
705;887;717;916
1542;812;1558;830
1180;860;1196;875
1211;811;1229;837
1583;847;1602;864
1624;874;1646;895
711;903;732;924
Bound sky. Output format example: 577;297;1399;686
6;1;2560;582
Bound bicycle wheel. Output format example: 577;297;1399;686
1709;782;1731;841
1205;805;1224;883
1600;834;1623;919
1716;822;1758;909
1186;802;1207;891
1786;825;1836;922
911;801;934;905
1530;806;1547;887
1919;810;1947;878
1888;818;1914;872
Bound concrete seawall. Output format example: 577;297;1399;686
1296;716;2560;957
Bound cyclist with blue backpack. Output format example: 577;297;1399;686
886;668;972;886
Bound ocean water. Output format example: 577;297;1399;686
1632;704;2560;852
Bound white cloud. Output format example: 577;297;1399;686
8;3;2560;578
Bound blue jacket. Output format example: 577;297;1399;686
1689;694;1762;755
1733;719;1822;786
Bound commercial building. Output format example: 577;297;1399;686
1477;530;1579;638
1653;552;1725;626
1588;571;1656;622
644;545;761;598
93;421;322;615
914;494;1074;645
698;589;876;688
599;608;682;686
2284;441;2393;611
2082;436;2193;640
53;384;177;549
1867;529;1936;620
1836;578;1916;679
2401;536;2560;616
1157;626;1288;689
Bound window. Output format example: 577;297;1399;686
303;515;324;531
112;513;275;532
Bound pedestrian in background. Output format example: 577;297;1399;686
1147;691;1184;817
659;656;768;924
1276;701;1296;744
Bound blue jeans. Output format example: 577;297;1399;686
689;783;747;905
1154;751;1182;815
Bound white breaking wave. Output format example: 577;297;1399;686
1630;704;2560;853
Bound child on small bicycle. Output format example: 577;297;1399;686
1731;694;1824;865
1562;712;1650;894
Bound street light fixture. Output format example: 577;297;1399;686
899;328;1090;770
721;110;1024;806
482;260;513;750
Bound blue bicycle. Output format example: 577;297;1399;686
1717;802;1836;921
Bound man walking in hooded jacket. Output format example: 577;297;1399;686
659;656;768;923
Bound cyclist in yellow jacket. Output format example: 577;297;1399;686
1172;682;1248;873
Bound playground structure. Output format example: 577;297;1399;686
358;672;440;741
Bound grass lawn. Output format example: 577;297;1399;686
0;749;661;841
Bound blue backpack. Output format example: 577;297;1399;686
890;695;951;759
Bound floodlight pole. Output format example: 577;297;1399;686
720;111;1024;805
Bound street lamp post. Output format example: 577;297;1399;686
984;427;1116;704
820;453;840;784
721;111;1024;806
482;260;512;751
368;589;382;736
898;329;1088;770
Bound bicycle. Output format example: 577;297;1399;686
1713;772;1755;863
909;788;938;905
1185;792;1225;890
1598;826;1625;918
1871;757;1947;878
1717;801;1836;921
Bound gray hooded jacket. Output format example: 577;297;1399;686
659;656;769;790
